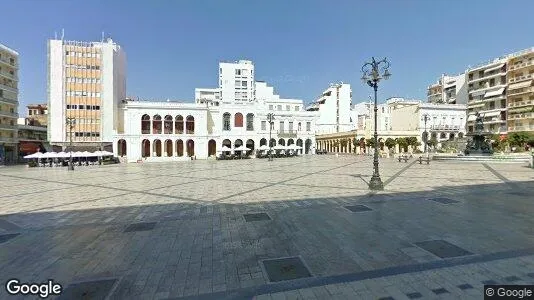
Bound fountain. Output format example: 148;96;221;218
464;111;493;155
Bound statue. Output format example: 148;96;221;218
474;111;484;132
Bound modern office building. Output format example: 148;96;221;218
0;43;19;165
113;60;318;162
427;73;468;105
47;37;126;151
306;83;352;134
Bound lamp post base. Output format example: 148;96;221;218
368;174;384;190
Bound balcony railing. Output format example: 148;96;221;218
0;136;16;143
277;130;298;138
0;71;18;81
429;125;460;131
508;112;534;120
0;81;17;92
507;86;534;96
508;100;534;108
508;125;534;132
509;73;534;83
0;111;18;118
0;57;18;68
508;60;534;71
0;123;16;130
0;96;17;105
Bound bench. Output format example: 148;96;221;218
397;155;409;162
418;155;431;164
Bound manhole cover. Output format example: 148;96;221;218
124;222;156;232
261;256;312;282
243;213;271;222
58;279;117;300
414;240;472;258
428;197;459;204
0;233;20;244
345;205;372;212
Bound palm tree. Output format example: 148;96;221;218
384;138;397;154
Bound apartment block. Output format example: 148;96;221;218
306;83;352;134
0;43;19;164
47;37;126;150
506;48;534;133
26;103;48;127
427;73;468;105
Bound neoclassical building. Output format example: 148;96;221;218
113;60;318;162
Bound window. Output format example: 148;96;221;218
235;69;241;75
220;68;222;74
489;102;495;110
261;121;266;130
79;105;84;109
306;122;311;131
235;113;243;127
66;105;71;109
298;122;302;131
246;113;254;131
29;110;32;115
269;105;273;110
235;80;241;87
242;81;247;87
223;113;231;131
286;105;290;111
295;106;299;111
277;105;282;111
279;121;284;132
288;121;293;131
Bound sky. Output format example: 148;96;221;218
3;0;534;115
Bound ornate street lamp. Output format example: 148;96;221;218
422;113;430;155
361;57;391;190
66;117;76;171
267;113;275;161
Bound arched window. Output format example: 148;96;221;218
186;116;195;134
118;139;127;157
223;113;231;131
152;115;162;134
246;113;254;131
141;114;150;134
164;115;173;134
175;115;184;134
235;113;243;127
298;122;302;131
440;132;446;139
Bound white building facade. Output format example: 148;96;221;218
0;43;19;164
306;83;352;134
47;37;126;150
113;60;318;162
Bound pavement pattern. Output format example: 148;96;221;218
0;155;533;299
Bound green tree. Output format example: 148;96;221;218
427;137;438;148
396;137;408;152
527;137;534;147
366;138;376;148
508;132;532;147
384;138;396;149
406;137;420;148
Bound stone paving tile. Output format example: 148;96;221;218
0;156;533;299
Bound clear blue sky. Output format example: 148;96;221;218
3;0;534;114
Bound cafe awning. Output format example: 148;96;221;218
484;87;505;98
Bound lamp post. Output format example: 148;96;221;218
267;113;275;161
422;114;430;155
361;57;391;191
66;117;76;170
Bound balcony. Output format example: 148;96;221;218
508;112;534;120
277;130;298;138
0;136;16;143
508;100;534;108
0;81;17;93
0;111;18;118
507;86;534;96
509;73;534;84
0;71;18;81
0;96;17;105
0;57;18;68
508;60;534;71
508;125;534;132
429;124;460;131
0;123;16;130
468;84;506;95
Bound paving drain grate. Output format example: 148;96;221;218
458;283;473;290
261;256;312;282
58;279;117;300
344;205;372;213
428;197;459;204
243;213;271;222
124;222;157;233
432;288;449;295
0;233;20;244
406;292;423;299
414;240;472;259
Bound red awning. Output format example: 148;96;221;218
19;141;41;153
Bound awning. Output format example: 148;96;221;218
467;114;477;121
484;63;505;73
470;89;486;97
468;103;485;108
508;80;532;90
484;87;505;98
483;111;501;118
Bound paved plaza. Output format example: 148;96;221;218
1;155;534;299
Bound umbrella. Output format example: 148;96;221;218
257;145;270;151
101;150;114;156
81;151;93;157
273;145;286;150
234;145;251;151
73;151;84;158
24;152;43;159
220;146;232;152
41;152;57;158
56;151;69;158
